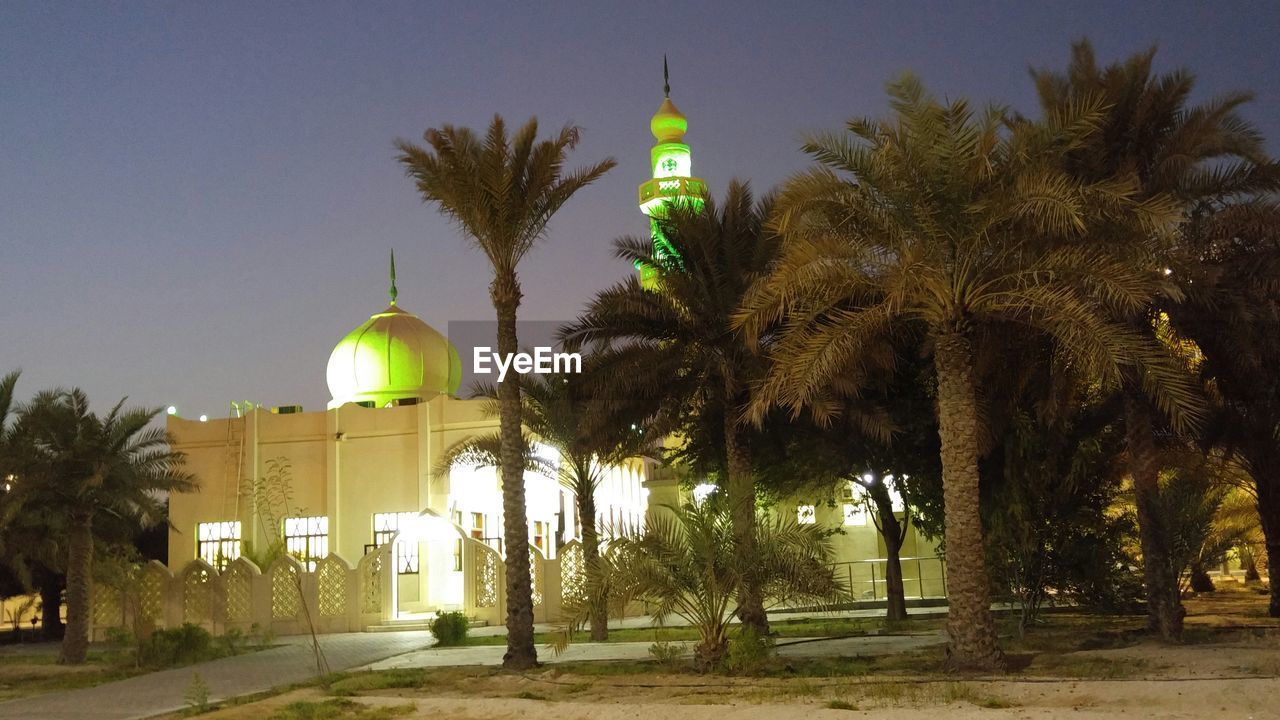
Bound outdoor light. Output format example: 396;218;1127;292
167;405;177;415
199;414;208;422
692;483;718;504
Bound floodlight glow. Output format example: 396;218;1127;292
692;483;718;504
199;415;208;422
167;406;177;416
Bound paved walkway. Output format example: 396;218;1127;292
0;631;432;720
0;605;963;720
367;633;946;670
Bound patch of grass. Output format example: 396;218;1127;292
268;699;415;720
465;615;921;646
826;699;858;711
548;659;666;676
1032;654;1149;679
0;655;141;702
757;655;876;678
513;690;548;700
324;669;430;696
856;681;915;705
941;682;1016;708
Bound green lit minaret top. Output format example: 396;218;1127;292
638;57;706;286
389;249;398;305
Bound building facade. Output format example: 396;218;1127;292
87;70;943;640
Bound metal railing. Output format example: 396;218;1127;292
829;555;947;601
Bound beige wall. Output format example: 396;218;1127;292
167;396;650;616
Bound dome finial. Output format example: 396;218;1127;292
663;54;670;97
389;249;398;305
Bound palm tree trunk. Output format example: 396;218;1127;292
933;333;1004;672
1188;563;1215;593
35;566;65;641
492;270;537;670
60;510;93;665
577;483;608;641
1124;392;1185;640
1255;474;1280;618
724;406;769;636
868;478;908;622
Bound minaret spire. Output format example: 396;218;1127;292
638;56;706;288
389;249;398;305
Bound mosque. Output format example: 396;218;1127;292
158;70;944;631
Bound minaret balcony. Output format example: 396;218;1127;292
638;176;707;215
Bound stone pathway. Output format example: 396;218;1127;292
0;631;432;720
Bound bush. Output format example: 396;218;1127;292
724;625;775;675
648;640;683;668
429;611;469;646
137;623;219;669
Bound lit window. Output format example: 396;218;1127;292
797;504;817;525
843;503;868;526
533;521;547;552
453;539;463;572
197;521;241;570
283;516;328;571
373;512;420;574
470;512;485;539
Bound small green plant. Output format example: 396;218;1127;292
138;624;216;668
429;611;470;646
183;673;211;715
724;625;775;675
249;622;276;648
103;626;134;646
648;640;683;668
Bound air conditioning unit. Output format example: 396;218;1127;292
272;405;303;415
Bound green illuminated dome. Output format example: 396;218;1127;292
650;97;688;143
326;303;462;409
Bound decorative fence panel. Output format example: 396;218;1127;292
89;537;655;640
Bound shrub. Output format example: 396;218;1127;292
137;623;216;669
429;611;469;646
183;673;211;716
648;640;683;668
724;625;775;675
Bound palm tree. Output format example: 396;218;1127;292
1174;200;1280;615
0;372;71;642
554;500;846;672
735;76;1198;671
440;372;650;641
560;182;780;636
1031;39;1275;641
396;117;614;668
10;389;193;664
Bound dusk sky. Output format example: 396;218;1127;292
3;1;1278;419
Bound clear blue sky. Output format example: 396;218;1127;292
2;1;1277;418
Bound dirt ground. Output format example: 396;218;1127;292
179;589;1280;720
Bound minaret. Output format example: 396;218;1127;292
637;56;707;287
